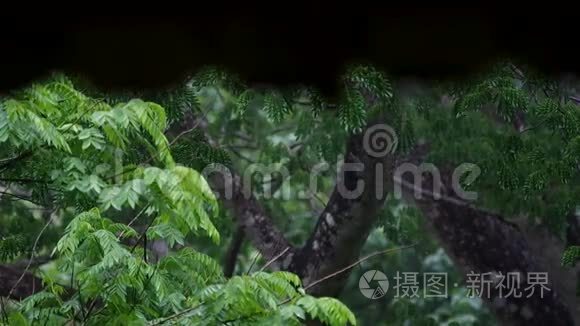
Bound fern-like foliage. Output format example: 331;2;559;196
0;76;356;326
562;245;580;267
11;207;355;325
5;60;579;325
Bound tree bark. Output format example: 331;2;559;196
204;170;297;268
395;150;577;325
6;102;574;326
223;225;245;277
202;116;577;326
0;265;43;300
289;118;396;296
197;108;398;296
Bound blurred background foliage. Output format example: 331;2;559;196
3;61;580;324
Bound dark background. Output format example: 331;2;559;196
1;10;578;98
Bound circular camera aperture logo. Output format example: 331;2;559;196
359;270;389;299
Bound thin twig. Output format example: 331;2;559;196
303;244;416;292
224;226;245;278
169;123;201;147
258;247;291;272
519;119;548;134
220;312;267;325
245;251;261;275
569;95;580;104
227;147;256;164
154;246;415;325
73;205;155;321
0;177;48;184
278;243;417;305
309;190;327;208
143;233;148;263
64;98;107;134
233;132;253;142
271;125;294;134
107;106;210;181
124;205;150;233
77;280;87;321
294;156;328;207
0;155;21;164
227;144;258;151
7;209;57;298
508;63;525;80
148;303;204;325
9;255;51;270
0;296;9;323
0;190;44;206
82;289;101;321
394;176;470;207
83;272;125;322
0;98;105;174
220;245;416;325
0;151;33;171
89;261;158;319
130;213;159;254
69;262;76;323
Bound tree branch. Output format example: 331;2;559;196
0;178;49;184
0;190;44;207
206;170;295;267
289;117;397;296
395;147;576;325
0;151;33;171
8;255;51;270
300;244;416;296
0;265;43;300
7;210;56;299
183;112;296;268
223;244;417;325
259;247;291;272
223;225;245;277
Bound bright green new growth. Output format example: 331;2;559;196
0;77;355;325
1;61;579;325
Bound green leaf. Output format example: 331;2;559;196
147;223;185;247
65;157;87;173
562;246;580;267
8;312;30;326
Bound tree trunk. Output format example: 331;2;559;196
395;153;577;325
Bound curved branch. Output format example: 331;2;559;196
179;112;295;268
0;265;43;300
206;170;295;267
223;226;245;277
290;117;397;296
395;149;576;326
